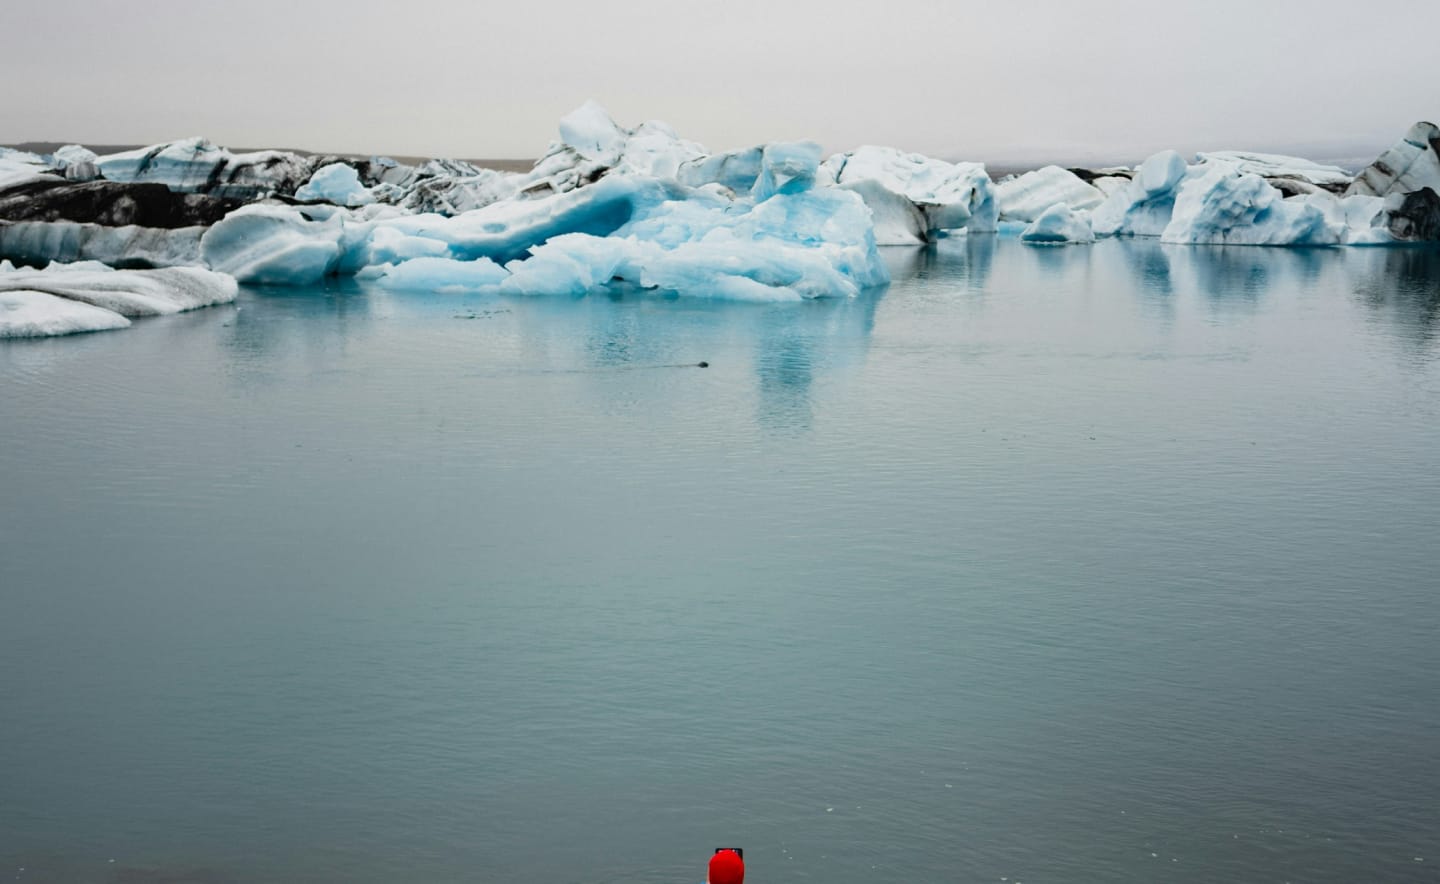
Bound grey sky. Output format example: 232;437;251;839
3;0;1436;164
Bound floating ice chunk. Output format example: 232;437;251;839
1160;165;1337;245
95;138;313;199
0;288;130;337
296;163;375;206
995;166;1105;221
558;100;628;166
0;259;238;315
484;185;888;300
628;187;888;299
1020;203;1095;244
200;204;343;284
1346;121;1440;198
1196;151;1353;189
1092;150;1190;237
820;146;995;235
372;256;509;292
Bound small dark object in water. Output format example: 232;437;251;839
697;361;709;368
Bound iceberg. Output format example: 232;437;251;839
200;204;345;285
837;179;928;246
0;258;235;338
1159;164;1336;246
677;147;764;193
818;146;996;236
1020;203;1095;244
1383;187;1440;242
295;162;375;206
1347;122;1440;198
0;221;204;268
12;101;1440;318
371;255;510;292
995;166;1105;222
398;168;519;215
364;156;889;301
95;137;313;199
0;259;237;316
0;288;131;337
51;145;100;182
558;99;629;166
1195;151;1353;191
1091;150;1190;237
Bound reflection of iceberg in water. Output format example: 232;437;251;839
457;284;887;434
753;291;883;433
221;278;380;385
1345;247;1440;354
1168;245;1327;314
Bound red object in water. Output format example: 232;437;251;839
709;849;745;884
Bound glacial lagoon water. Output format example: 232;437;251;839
2;238;1439;884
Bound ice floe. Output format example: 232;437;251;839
0;259;236;337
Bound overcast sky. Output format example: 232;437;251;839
3;0;1436;164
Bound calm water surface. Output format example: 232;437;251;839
3;239;1439;884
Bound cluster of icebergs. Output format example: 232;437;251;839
3;106;1439;338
